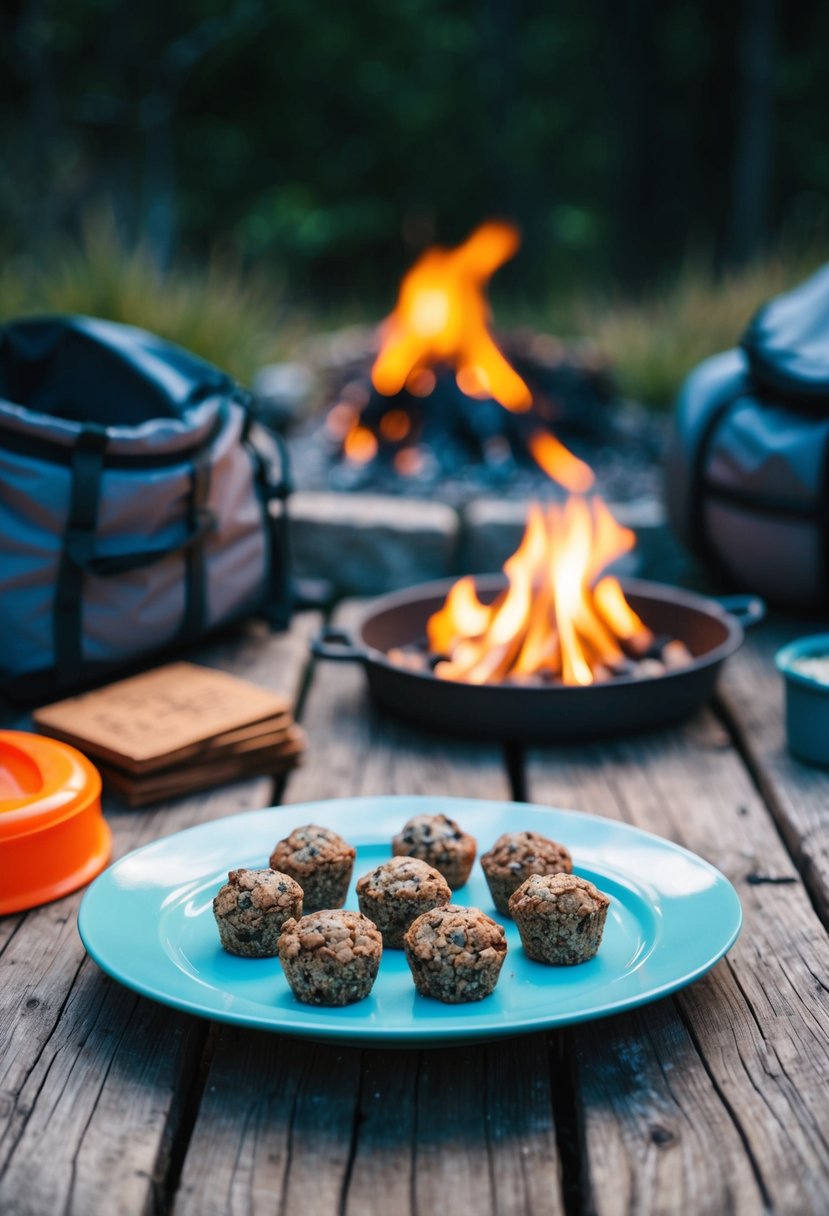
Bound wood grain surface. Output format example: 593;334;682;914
174;602;563;1216
718;619;829;929
0;617;318;1216
527;699;829;1216
3;605;829;1216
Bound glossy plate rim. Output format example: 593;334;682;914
78;796;742;1045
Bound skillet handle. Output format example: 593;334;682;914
714;594;766;630
311;627;366;663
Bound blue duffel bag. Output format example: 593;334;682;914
666;263;829;610
0;315;291;699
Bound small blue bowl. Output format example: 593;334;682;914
775;634;829;768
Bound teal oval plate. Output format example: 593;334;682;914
78;796;742;1045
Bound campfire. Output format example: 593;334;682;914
337;218;688;687
320;221;615;491
370;220;532;413
388;493;693;687
426;499;653;686
310;226;752;731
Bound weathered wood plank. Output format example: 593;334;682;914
0;959;204;1216
344;1034;562;1216
0;916;25;958
284;602;514;807
0;616;318;1216
566;996;763;1216
527;706;829;1216
342;1051;419;1216
412;1045;502;1214
718;619;829;928
172;1029;362;1216
467;1037;562;1216
280;1044;364;1216
176;602;565;1216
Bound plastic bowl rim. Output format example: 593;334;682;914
775;633;829;693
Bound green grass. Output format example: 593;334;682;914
565;249;826;407
1;220;824;405
0;216;304;385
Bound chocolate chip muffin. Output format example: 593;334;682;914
509;873;610;964
403;905;507;1003
269;824;355;911
213;868;304;958
356;856;451;948
277;909;382;1005
392;813;477;889
480;830;573;916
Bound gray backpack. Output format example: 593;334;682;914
0;316;291;699
667;263;829;610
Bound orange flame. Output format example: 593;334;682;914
427;497;653;686
528;432;595;494
371;221;532;413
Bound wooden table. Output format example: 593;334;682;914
2;603;829;1216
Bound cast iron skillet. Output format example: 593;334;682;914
310;576;765;743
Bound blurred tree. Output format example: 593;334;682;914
729;0;776;264
0;0;826;305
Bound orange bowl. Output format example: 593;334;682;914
0;730;111;915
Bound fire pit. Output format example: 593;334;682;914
287;221;651;504
304;215;742;735
311;578;762;742
278;219;667;527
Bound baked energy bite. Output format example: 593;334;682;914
277;909;382;1005
480;830;573;917
403;905;507;1003
509;873;610;965
213;868;303;958
269;824;356;911
392;813;477;889
356;856;451;948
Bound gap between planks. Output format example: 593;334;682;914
716;618;829;931
0;614;320;1216
525;699;829;1216
172;600;565;1216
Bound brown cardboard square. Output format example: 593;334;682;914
34;662;290;765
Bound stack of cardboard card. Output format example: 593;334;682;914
34;661;305;806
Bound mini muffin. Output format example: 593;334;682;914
392;813;477;889
213;868;304;958
356;856;451;948
480;830;573;916
403;905;507;1003
269;824;356;911
277;909;382;1005
509;873;610;965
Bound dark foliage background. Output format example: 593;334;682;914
1;0;827;307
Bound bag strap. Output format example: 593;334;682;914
53;423;108;692
238;390;293;629
178;450;213;645
69;510;217;576
264;445;292;630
